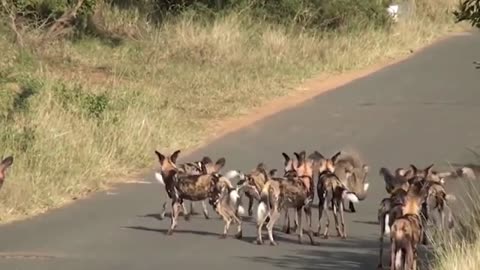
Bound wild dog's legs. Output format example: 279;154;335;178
315;195;326;237
322;199;331;239
248;194;254;217
405;245;414;270
160;201;167;219
390;241;397;270
292;209;299;233
202;200;210;219
282;208;291;234
304;206;313;237
332;201;342;238
378;212;386;269
255;205;270;245
167;201;181;235
267;207;282;246
183;202;191;221
297;206;304;244
220;217;232;239
413;245;419;270
189;201;197;215
304;206;315;245
232;212;243;239
339;200;347;239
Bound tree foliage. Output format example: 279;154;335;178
454;0;480;28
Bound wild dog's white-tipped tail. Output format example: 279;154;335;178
237;205;245;216
460;167;476;180
343;191;359;204
363;183;370;192
446;194;457;202
257;201;268;224
224;170;244;181
384;214;391;235
229;189;241;206
155;172;165;185
394;249;403;269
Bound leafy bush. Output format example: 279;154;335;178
454;0;480;28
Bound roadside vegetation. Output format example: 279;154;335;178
0;0;469;223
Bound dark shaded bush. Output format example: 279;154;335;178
454;0;480;28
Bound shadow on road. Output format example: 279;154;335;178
237;237;380;270
123;225;223;237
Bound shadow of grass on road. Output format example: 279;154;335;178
237;237;381;270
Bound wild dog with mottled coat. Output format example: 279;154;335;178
156;155;224;221
381;164;463;244
239;162;274;217
154;150;241;235
208;172;246;239
314;151;359;239
255;151;315;246
282;151;315;234
389;176;429;270
0;156;14;191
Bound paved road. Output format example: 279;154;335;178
1;32;479;270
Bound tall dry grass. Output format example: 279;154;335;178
0;0;470;223
430;152;480;270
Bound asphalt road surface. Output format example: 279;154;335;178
1;32;479;270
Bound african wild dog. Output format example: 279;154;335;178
154;150;240;235
236;162;276;217
254;151;316;246
377;163;459;268
156;155;221;221
314;151;359;239
0;156;14;191
207;170;246;239
389;176;430;270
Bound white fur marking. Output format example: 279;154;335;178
154;172;165;185
363;183;370;192
384;214;391;235
445;194;457;202
461;167;476;180
237;205;245;216
224;170;241;180
344;192;359;204
395;249;402;269
257;201;267;223
229;190;240;205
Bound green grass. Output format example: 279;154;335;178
0;0;470;223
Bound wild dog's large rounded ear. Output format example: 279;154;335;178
331;151;341;164
282;152;290;165
269;169;277;177
201;156;213;165
170;150;181;164
0;156;13;172
409;164;418;175
424;164;434;175
154;150;165;164
214;158;226;172
200;161;209;174
297;151;307;166
256;162;266;171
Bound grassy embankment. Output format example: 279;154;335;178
432;150;480;270
0;0;470;223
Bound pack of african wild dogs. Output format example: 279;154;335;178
152;149;476;270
